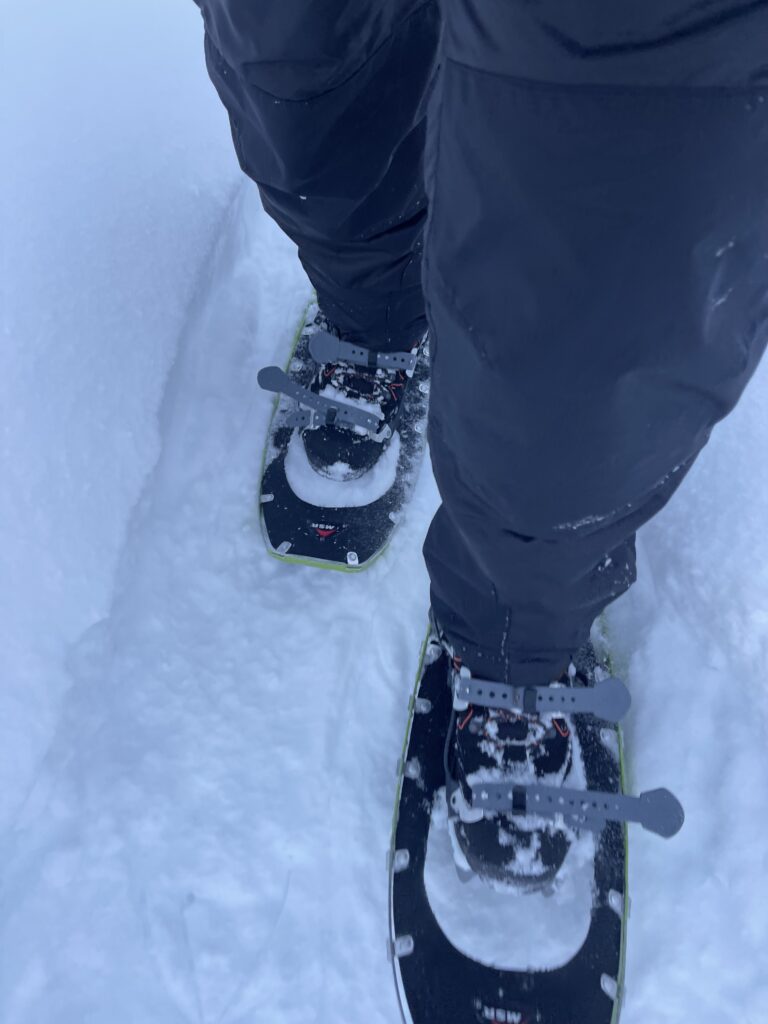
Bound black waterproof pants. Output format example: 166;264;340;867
198;1;768;684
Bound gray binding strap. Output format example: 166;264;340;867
257;366;387;437
309;330;418;376
470;782;685;839
454;674;632;724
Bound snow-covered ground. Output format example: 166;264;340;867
1;4;766;1023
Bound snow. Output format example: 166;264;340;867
284;430;401;506
424;793;596;971
1;4;767;1023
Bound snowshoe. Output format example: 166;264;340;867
388;622;685;1024
256;303;429;570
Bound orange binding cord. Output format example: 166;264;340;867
458;707;474;730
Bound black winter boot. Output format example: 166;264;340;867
441;629;604;890
301;313;423;481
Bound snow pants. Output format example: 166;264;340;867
197;1;768;684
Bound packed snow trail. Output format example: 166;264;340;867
0;0;242;832
2;5;768;1022
0;185;441;1023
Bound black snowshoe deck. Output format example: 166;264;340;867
259;304;429;571
388;639;628;1024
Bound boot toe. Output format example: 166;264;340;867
454;815;571;890
302;425;385;480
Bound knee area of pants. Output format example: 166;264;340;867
202;1;429;102
437;471;614;549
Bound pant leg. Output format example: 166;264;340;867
196;0;440;351
424;0;768;683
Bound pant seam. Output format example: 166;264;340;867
238;2;437;104
443;55;768;99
